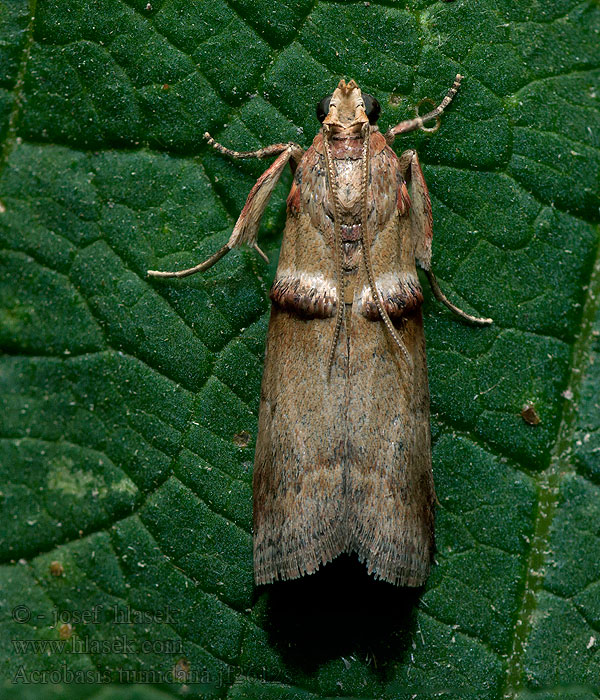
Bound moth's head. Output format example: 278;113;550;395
317;79;380;133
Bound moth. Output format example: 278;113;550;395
148;74;492;587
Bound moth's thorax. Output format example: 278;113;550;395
332;146;364;218
272;126;422;322
302;129;400;238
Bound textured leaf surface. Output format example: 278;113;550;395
0;0;599;698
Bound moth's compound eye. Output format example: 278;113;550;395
362;94;381;124
316;95;332;123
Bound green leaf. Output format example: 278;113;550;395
0;0;599;698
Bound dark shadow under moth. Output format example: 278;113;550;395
148;75;492;587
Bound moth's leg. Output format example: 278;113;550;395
148;142;304;279
385;74;463;145
400;149;493;326
204;132;298;160
147;243;232;279
424;270;493;326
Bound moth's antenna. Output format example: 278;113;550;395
385;74;463;144
322;129;346;380
359;126;412;368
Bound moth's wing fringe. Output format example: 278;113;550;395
353;532;432;587
254;520;349;585
255;531;431;587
